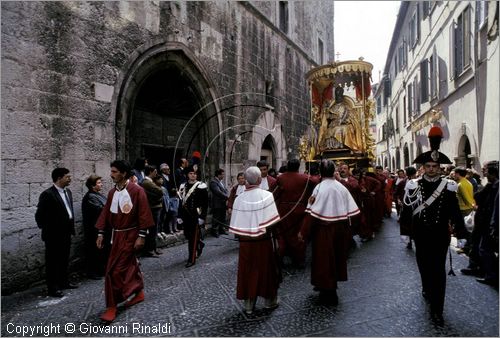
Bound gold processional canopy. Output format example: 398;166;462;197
299;58;376;167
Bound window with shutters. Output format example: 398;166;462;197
414;77;420;115
407;83;413;117
430;50;438;99
409;5;420;49
452;6;472;78
477;1;488;30
420;59;429;103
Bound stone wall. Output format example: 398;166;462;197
1;1;334;293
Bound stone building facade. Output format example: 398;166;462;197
1;1;334;293
374;1;499;172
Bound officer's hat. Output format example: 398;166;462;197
186;165;198;174
413;126;452;164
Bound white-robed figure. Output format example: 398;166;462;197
229;166;281;315
299;159;360;305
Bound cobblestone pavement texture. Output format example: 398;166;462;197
2;213;499;337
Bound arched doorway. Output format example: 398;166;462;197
247;110;286;169
261;134;276;169
403;143;410;167
395;147;401;169
114;42;220;180
457;135;472;168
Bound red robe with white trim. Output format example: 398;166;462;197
96;182;155;307
229;186;281;300
301;178;359;290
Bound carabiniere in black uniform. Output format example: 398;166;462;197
400;126;466;320
178;166;208;268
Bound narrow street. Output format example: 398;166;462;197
2;213;498;337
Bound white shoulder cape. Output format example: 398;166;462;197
229;187;280;237
305;179;360;222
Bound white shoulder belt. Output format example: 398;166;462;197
412;179;447;216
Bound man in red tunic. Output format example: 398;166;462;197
96;160;155;322
353;168;382;241
338;163;362;237
393;169;407;217
229;166;281;314
257;160;277;192
299;160;360;305
274;159;316;267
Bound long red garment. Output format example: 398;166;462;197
384;178;394;215
301;215;350;290
95;182;154;307
274;172;316;265
236;235;281;300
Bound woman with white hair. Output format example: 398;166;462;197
229;166;281;314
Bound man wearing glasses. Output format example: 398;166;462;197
400;126;466;323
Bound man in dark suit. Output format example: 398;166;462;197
209;168;229;237
35;167;78;297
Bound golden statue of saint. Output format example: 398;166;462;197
318;86;364;153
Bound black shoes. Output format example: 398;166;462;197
185;261;195;268
48;290;64;298
476;278;498;287
460;268;482;276
197;242;205;258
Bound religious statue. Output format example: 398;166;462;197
318;86;364;153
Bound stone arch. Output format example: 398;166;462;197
247;110;286;169
111;40;222;176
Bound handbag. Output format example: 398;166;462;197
464;210;475;232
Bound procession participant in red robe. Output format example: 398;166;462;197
257;160;277;192
299;160;360;305
393;169;407;216
353;169;382;241
384;171;395;217
338;163;362;236
96;160;155;322
371;166;387;228
274;159;316;267
229;167;281;314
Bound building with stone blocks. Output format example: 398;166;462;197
1;1;334;293
374;1;499;172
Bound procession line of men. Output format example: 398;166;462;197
34;126;492;323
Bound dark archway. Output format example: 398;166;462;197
114;42;220;179
457;135;472;168
403;143;410;167
261;134;276;169
395;147;401;169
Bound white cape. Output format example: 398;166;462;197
110;183;133;214
229;187;280;237
306;179;360;222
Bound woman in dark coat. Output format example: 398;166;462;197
82;174;108;279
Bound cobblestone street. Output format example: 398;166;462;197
2;213;498;337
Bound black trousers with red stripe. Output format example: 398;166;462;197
183;216;203;263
